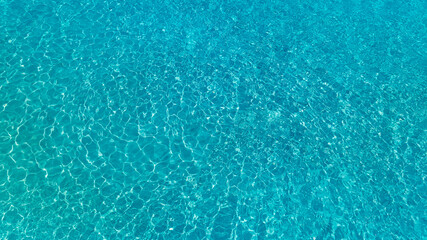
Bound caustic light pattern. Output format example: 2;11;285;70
0;0;426;239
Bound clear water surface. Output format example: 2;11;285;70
0;0;426;239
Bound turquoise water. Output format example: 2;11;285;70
1;0;426;239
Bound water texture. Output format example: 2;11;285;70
0;0;426;239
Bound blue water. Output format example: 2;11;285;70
1;0;426;239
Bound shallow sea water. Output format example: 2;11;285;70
0;0;426;239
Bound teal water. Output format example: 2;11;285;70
1;0;426;239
